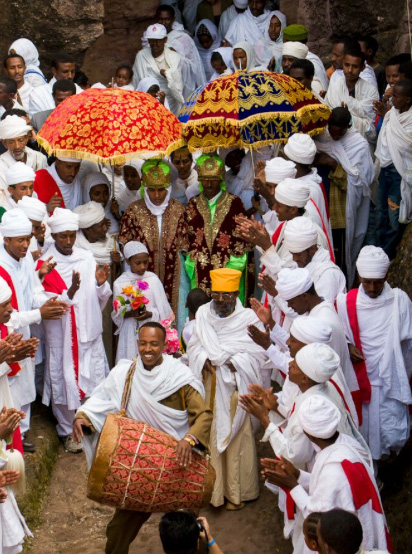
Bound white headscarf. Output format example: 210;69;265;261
356;245;390;279
297;394;341;439
0;115;32;140
264;157;296;183
195;19;222;80
210;47;234;81
136;77;161;93
284;133;317;165
82;170;111;203
17;196;47;222
0;276;12;303
275;178;310;207
6;162;35;186
290;315;332;344
282;42;309;59
295;342;340;383
254;11;287;68
233;41;256;70
48;207;79;233
73;201;105;229
276;267;313;300
8;38;47;83
283;216;318;253
0;208;32;237
144;186;171;217
123;241;149;260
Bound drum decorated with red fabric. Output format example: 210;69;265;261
87;413;216;512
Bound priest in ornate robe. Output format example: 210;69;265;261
119;159;186;317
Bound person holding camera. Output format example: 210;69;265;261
159;511;224;554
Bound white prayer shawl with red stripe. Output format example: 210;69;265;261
294;433;391;552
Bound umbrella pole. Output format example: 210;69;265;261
249;146;256;177
111;164;116;200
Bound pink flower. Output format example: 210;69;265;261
137;280;149;291
161;318;173;328
113;299;121;313
141;296;150;305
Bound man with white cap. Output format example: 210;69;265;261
17;195;51;258
337;245;412;470
0;209;67;450
33;156;82;213
283;217;345;304
188;268;267;511
132;23;184;115
0;161;36;216
36;208;112;453
262;395;391;553
276;267;361;420
219;0;248;39
224;0;270;47
0;115;47;189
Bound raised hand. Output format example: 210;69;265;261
247;324;271;350
46;193;63;214
40;297;70;320
0;339;14;364
68;271;81;300
258;273;277;297
249;297;274;327
96;264;110;286
38;256;57;278
5;337;39;362
249;384;279;413
239;393;270;427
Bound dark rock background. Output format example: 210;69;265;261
0;0;410;83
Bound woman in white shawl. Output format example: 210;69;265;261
194;19;222;81
8;38;47;87
136;76;171;112
82;171;119;234
233;41;257;71
254;10;287;70
210;47;234;81
117;160;144;214
112;241;172;362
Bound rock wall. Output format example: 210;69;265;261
0;0;410;83
388;223;412;300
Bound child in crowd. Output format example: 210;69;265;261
117;161;143;213
113;65;134;90
82;171;120;233
112;241;172;362
181;287;209;351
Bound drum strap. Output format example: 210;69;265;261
119;361;137;415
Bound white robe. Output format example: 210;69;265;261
170;167;200;206
306;51;329;92
37;244;111;411
219;5;240;40
306;247;346;304
47;162;83;211
78;355;204;467
297;169;332;245
315;127;375;287
182;0;202;34
375;105;412;223
28;77;82;116
132;47;184;115
0;148;47;191
75;231;115;266
17;81;33;113
330;65;379;90
337;284;412;459
112;270;172;362
224;7;270;45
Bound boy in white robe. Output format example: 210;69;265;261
112;241;172;362
187;268;267;510
0;162;36;217
337;246;412;468
36;208;112;453
262;395;391;553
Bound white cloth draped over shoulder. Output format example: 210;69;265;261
187;300;267;453
375;105;412;223
78;356;205;467
132;46;184;115
306;247;346;304
28;77;82;115
75;230;114;266
306;51;329;92
112;270;172;362
194;20;222;81
224;7;270;45
254;10;286;70
47;162;83;211
0;148;47;191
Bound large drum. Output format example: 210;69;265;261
87;413;216;512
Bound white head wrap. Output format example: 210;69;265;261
145;24;167;40
264;157;296;184
284;134;317;165
276;267;313;300
295;342;340;383
17;196;47;222
57;156;80;163
297;394;341;439
233;0;248;8
283;216;318;253
82;171;110;203
212;47;235;71
6;162;35;186
0;208;32;237
48;208;79;234
136;77;160;93
124;241;149;260
274;178;310;207
356;245;390;279
233;41;256;70
0;115;32;140
282;42;309;59
290;316;332;345
73;201;105;229
0;276;12;304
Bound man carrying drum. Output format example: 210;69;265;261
73;322;213;554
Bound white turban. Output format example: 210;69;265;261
145;24;167;40
356;245;390;279
275;178;310;208
282;42;309;59
57;156;80;163
284;134;317;165
297;395;340;439
264;157;296;184
233;0;248;7
17;196;47;222
276;267;313;300
48;208;79;234
73;201;105;229
0;208;32;237
290;316;332;345
283;216;318;253
123;241;149;260
295;342;340;383
82;171;110;203
6;162;35;186
0;115;32;140
0;276;12;304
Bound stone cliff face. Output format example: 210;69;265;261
0;0;410;84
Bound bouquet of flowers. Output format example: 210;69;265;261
161;316;180;354
113;280;149;317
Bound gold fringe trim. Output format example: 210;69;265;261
36;136;186;165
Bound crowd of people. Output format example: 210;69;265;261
0;0;410;553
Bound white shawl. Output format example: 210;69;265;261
167;21;207;90
224;7;271;45
75;230;114;265
194;20;222;81
254;11;286;69
47;162;83;210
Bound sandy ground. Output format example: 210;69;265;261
27;440;292;554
